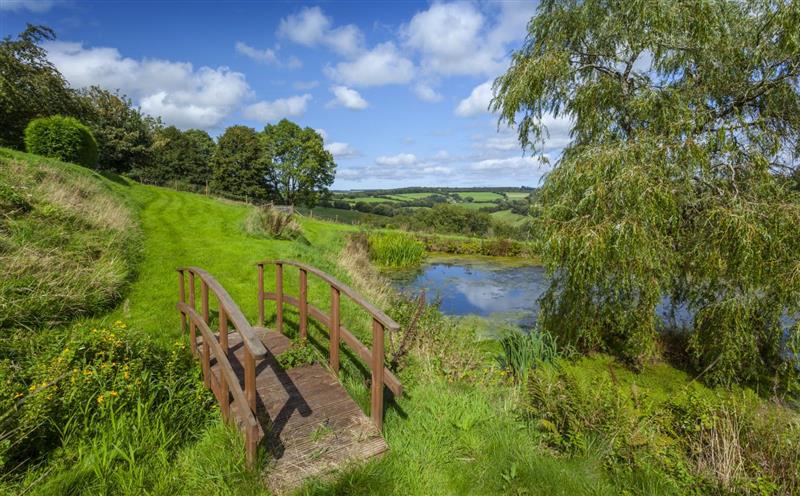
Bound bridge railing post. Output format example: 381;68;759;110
257;263;265;327
178;270;186;335
371;317;385;430
189;271;197;357
244;348;256;414
299;268;308;340
219;306;228;356
276;263;284;334
330;286;340;375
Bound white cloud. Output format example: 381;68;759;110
315;128;328;140
235;42;278;64
327;85;368;110
325;42;414;87
403;1;534;77
45;41;251;129
376;153;418;166
413;83;442;102
235;42;302;69
277;6;363;56
325;142;360;158
243;94;311;122
0;0;56;12
470;156;541;172
434;150;450;159
277;6;330;46
455;80;493;117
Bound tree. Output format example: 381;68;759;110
79;86;157;173
492;0;800;385
261;119;335;207
211;125;270;201
0;25;83;149
140;126;215;188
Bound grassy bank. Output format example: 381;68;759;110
2;150;797;495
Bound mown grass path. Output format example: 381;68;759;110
107;182;352;345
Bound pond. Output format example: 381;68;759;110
388;255;548;329
389;255;796;340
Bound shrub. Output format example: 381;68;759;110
0;321;213;475
244;205;303;241
367;231;425;268
24;116;98;167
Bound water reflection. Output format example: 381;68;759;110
389;257;548;329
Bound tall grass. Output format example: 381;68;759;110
244;205;304;241
367;231;425;268
0;149;140;329
499;328;558;382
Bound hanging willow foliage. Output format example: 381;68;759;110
492;0;800;386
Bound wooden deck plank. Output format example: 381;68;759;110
205;328;388;494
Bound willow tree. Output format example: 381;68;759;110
492;0;800;385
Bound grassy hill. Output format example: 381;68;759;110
2;149;797;495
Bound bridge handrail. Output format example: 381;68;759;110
176;303;260;466
177;266;267;359
256;259;403;429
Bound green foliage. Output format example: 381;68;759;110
262;119;335;207
0;149;139;329
0;25;84;149
415;233;538;259
493;0;800;382
138;126;214;188
499;328;558;382
244;205;304;242
525;356;800;494
276;338;317;369
24;115;98;167
79;86;158;173
400;203;492;237
0;321;213;477
211;125;270;201
367;232;425;268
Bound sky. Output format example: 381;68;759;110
0;0;571;189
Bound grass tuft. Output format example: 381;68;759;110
366;231;425;268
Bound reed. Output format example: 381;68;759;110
367;231;425;268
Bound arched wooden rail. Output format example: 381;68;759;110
176;262;403;485
256;260;403;430
177;267;266;467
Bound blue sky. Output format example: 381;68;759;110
0;0;570;189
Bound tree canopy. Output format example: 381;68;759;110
0;25;84;149
211;125;271;201
262;119;335;207
493;0;800;385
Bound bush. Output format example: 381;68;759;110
24;116;98;167
525;356;800;494
244;205;304;241
367;231;425;268
0;321;213;476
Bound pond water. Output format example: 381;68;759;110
388;256;548;329
389;256;795;336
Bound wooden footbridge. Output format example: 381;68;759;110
176;261;403;491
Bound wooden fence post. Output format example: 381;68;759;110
330;286;340;375
371;318;385;430
219;306;228;355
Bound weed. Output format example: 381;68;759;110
276;338;316;369
244;205;304;242
499;328;558;382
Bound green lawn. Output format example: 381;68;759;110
491;209;528;224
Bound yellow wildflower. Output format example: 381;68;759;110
14;392;23;399
109;391;118;397
97;394;104;404
28;384;36;392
